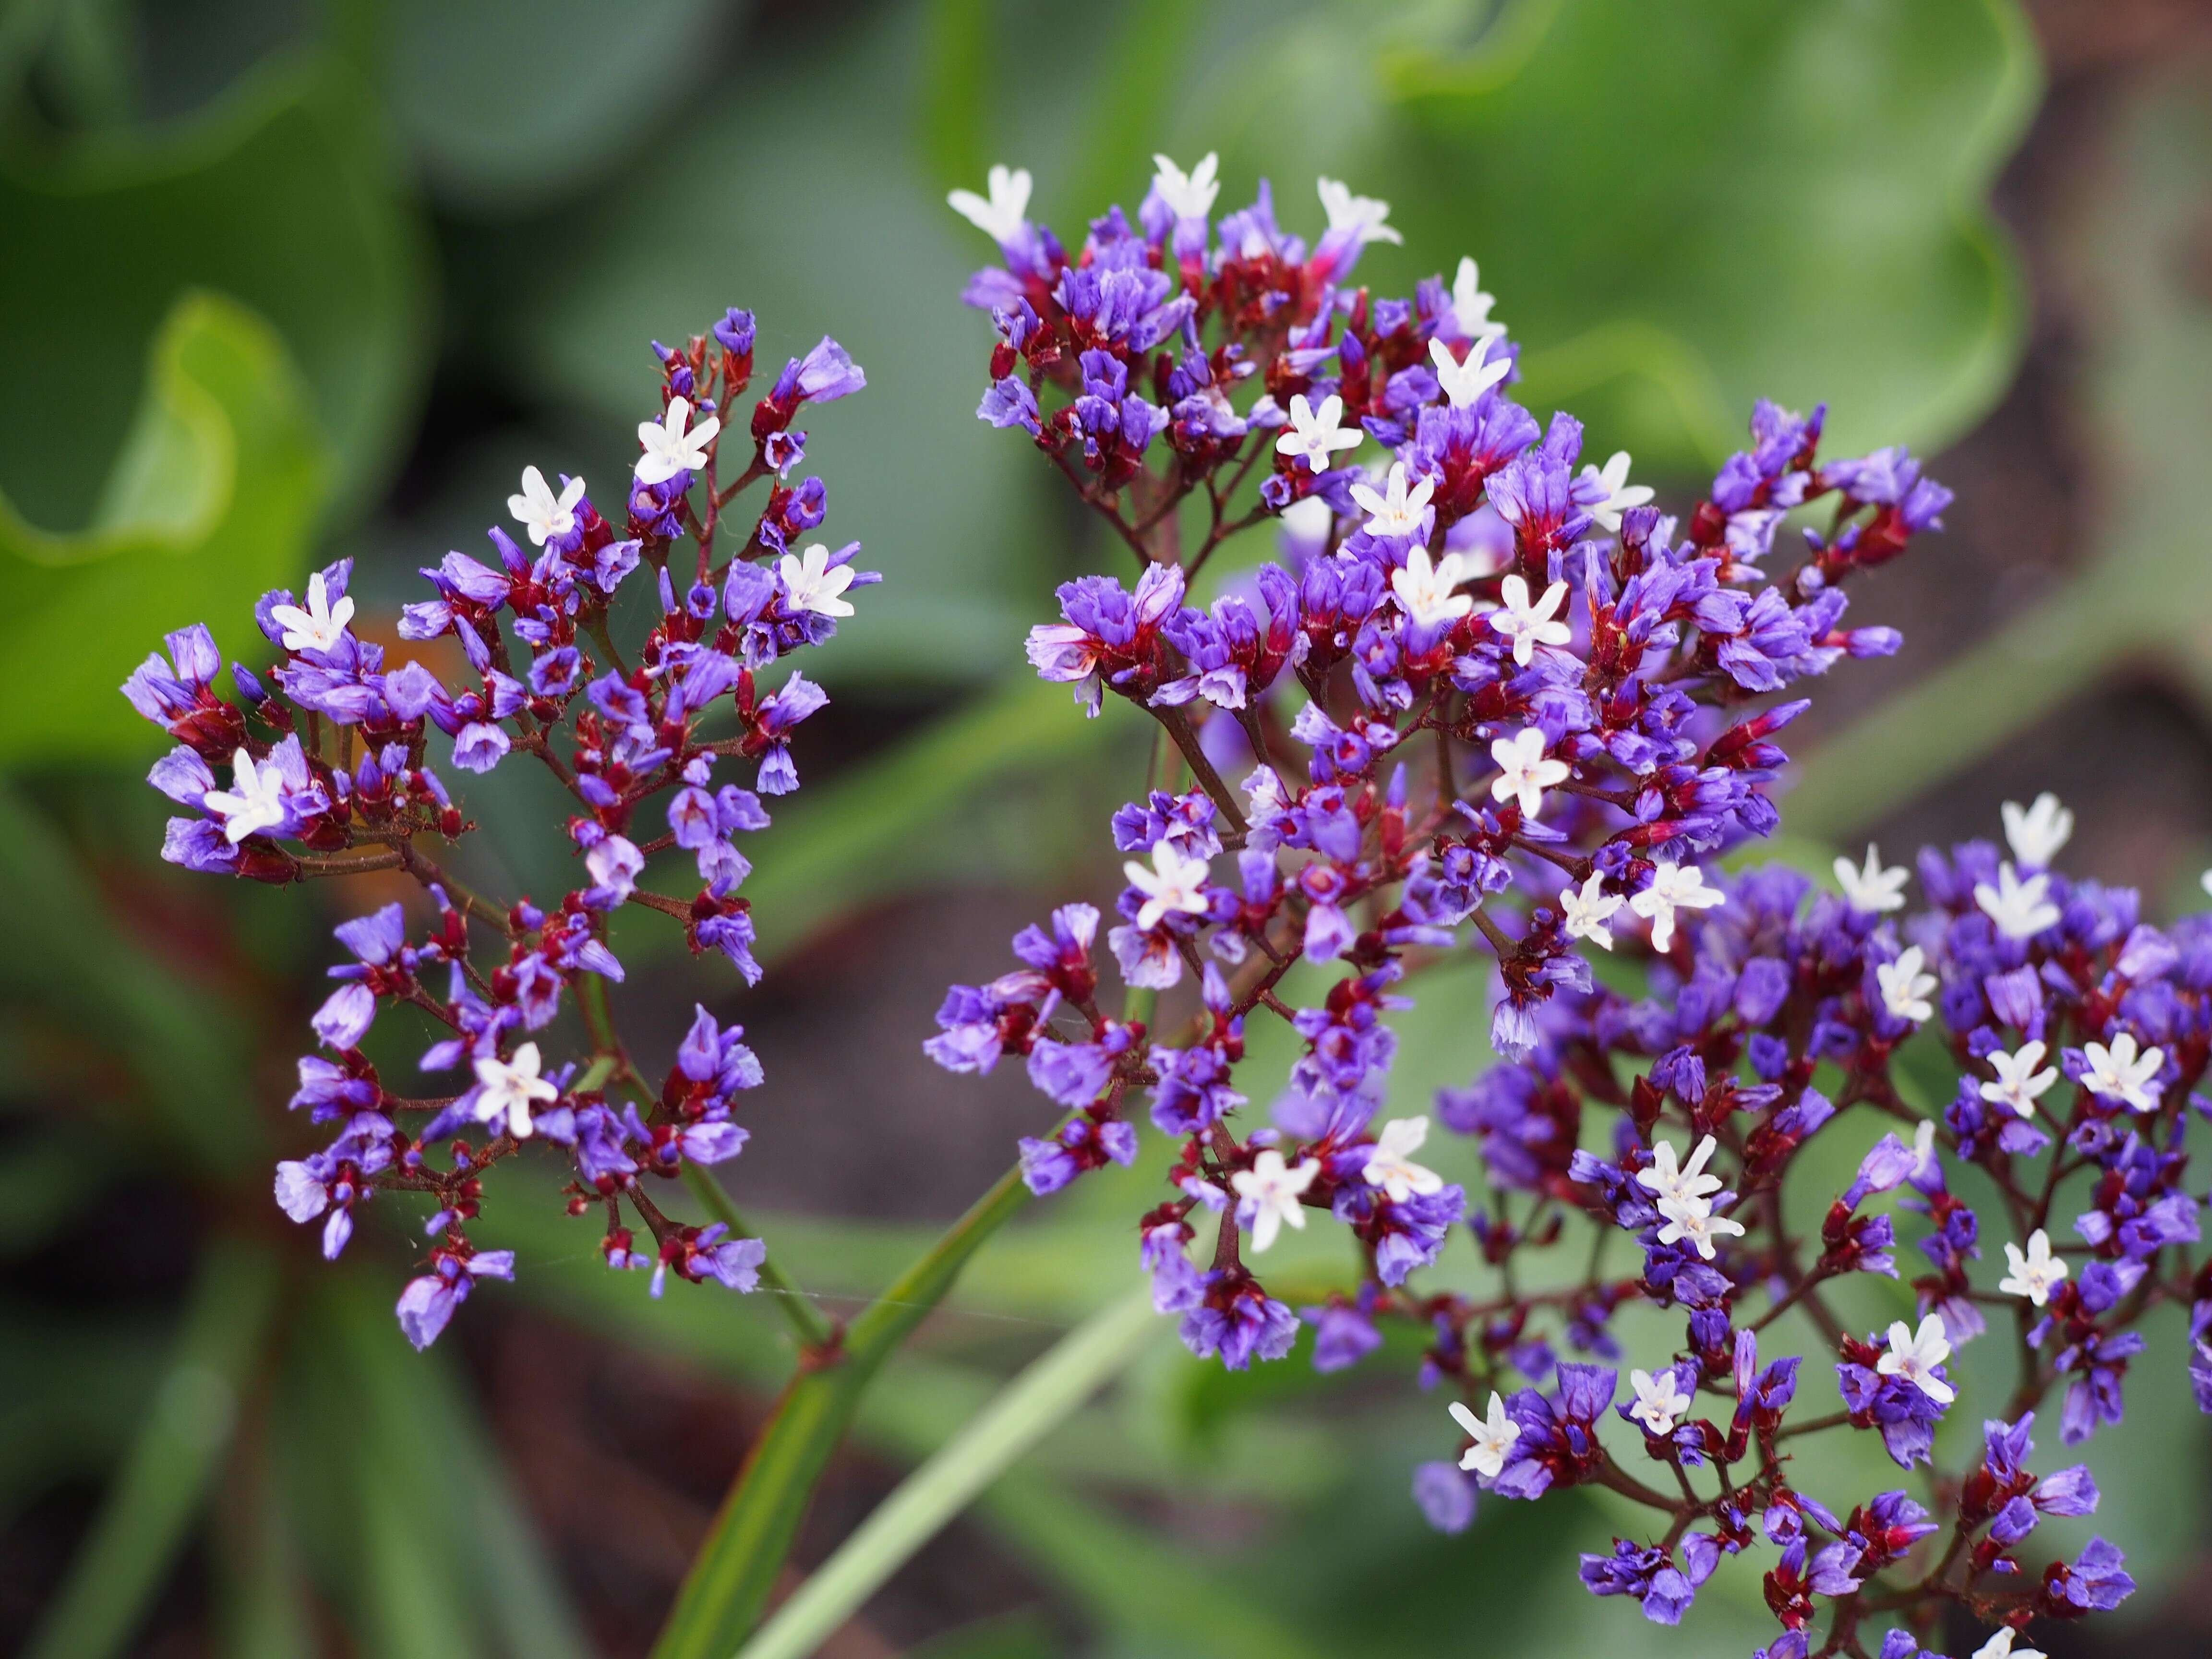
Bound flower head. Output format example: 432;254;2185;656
1351;462;1437;539
1876;945;1937;1024
948;163;1033;245
778;542;858;618
267;571;354;655
1150;151;1220;221
1124;841;1213;931
2080;1031;2163;1112
1390;545;1479;627
1231;1149;1320;1252
1364;1116;1444;1203
1315;175;1401;246
1835;844;1908;913
1448;1393;1521;1478
2001;791;2073;867
507;465;586;546
1629;862;1723;953
1560;872;1625;949
1429;333;1512;409
473;1042;559;1139
1875;1313;1955;1404
1489;727;1570;819
1487;573;1573;666
1582;451;1654;534
1999;1229;2068;1307
636;397;720;486
203;748;289;843
1449;257;1503;340
1981;1041;2057;1118
1626;1367;1692;1437
1975;861;2060;940
1274;392;1362;472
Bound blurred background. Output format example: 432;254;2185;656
5;0;2212;1654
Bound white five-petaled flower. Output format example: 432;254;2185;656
1560;872;1625;950
473;1042;559;1140
635;397;721;487
203;747;289;843
1363;1116;1445;1203
946;163;1033;244
1635;1134;1724;1213
1629;861;1724;953
1999;1228;2069;1307
1274;392;1363;473
1875;944;1938;1025
1980;1040;2059;1119
1875;1312;1955;1405
267;570;354;655
777;542;857;618
507;465;586;547
1150;151;1219;220
2080;1030;2164;1113
1230;1148;1320;1253
1124;841;1213;932
1351;462;1436;539
2001;791;2073;868
1316;175;1402;247
1583;451;1655;534
1448;1393;1521;1478
1835;843;1909;914
1975;861;2060;941
1450;256;1504;340
1971;1626;2045;1659
1656;1195;1746;1260
1487;573;1572;666
1488;726;1571;819
1388;545;1481;628
1627;1368;1691;1438
1428;333;1512;409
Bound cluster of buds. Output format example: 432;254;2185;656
127;305;870;1347
930;154;2205;1655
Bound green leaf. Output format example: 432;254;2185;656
513;1;1058;685
1173;0;2039;469
650;1168;1032;1659
0;1312;167;1520
735;1289;1161;1659
1786;71;2212;839
21;1239;280;1659
0;290;325;761
0;54;431;528
385;0;745;213
0;775;263;1172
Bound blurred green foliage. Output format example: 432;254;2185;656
30;1;2212;1657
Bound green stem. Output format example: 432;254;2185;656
734;1288;1156;1659
680;1161;836;1352
649;1166;1031;1659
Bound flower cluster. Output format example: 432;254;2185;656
128;306;870;1346
927;155;2204;1653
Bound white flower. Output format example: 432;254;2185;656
1449;256;1504;340
947;163;1033;244
2080;1030;2164;1112
1875;1312;1955;1404
203;747;289;843
267;570;354;655
1974;861;2060;940
506;465;585;547
777;542;857;618
1656;1194;1746;1260
1911;1118;1940;1183
1980;1041;2058;1119
2001;792;2073;868
1278;493;1336;544
1488;726;1570;819
1447;1393;1520;1478
1150;151;1219;220
1316;175;1401;247
1626;1367;1691;1437
1629;861;1723;953
1488;572;1572;666
1230;1148;1320;1253
635;397;721;487
2202;867;2212;900
1389;546;1482;628
1583;451;1655;534
1635;1134;1724;1213
1428;333;1512;409
1560;872;1625;950
1970;1629;2044;1659
1363;1116;1444;1203
1274;392;1362;472
1999;1228;2069;1307
1875;945;1938;1024
1835;844;1908;914
1124;841;1213;932
1351;462;1436;538
474;1042;559;1140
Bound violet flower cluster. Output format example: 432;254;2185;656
929;154;2206;1655
126;307;870;1347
